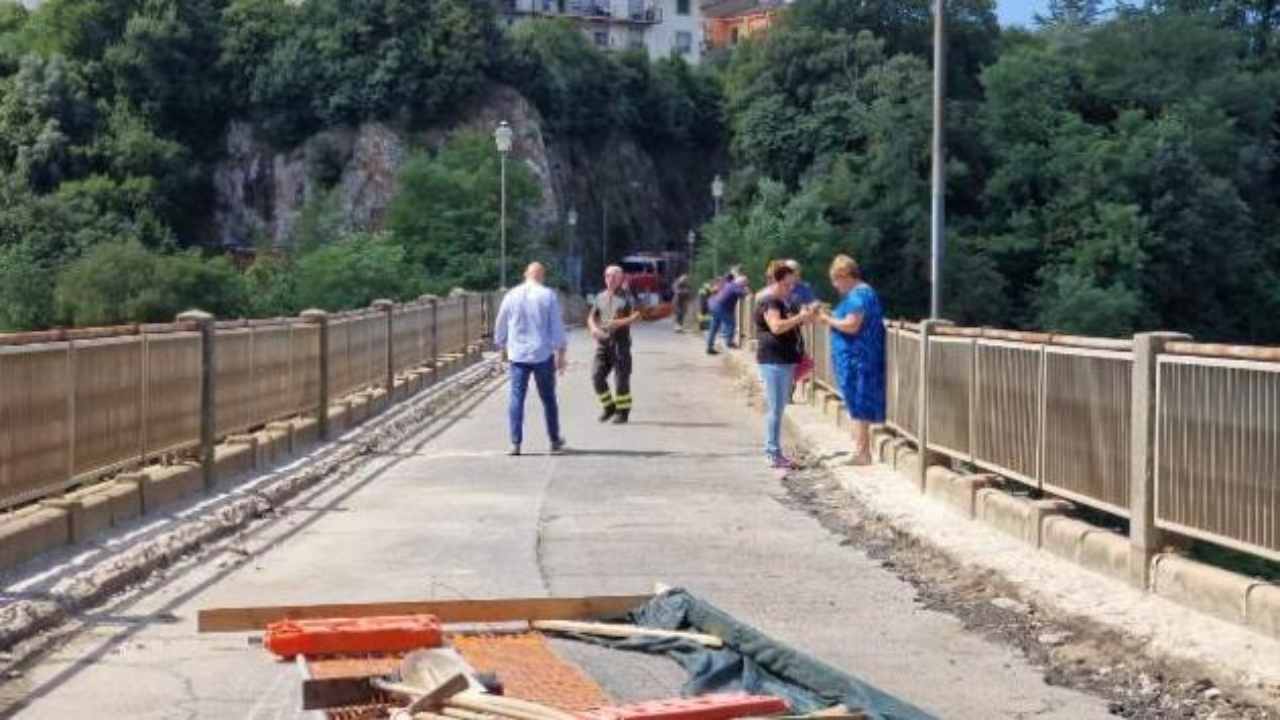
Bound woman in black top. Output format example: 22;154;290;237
754;262;815;469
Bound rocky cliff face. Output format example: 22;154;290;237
211;83;720;287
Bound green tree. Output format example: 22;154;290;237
54;239;247;325
387;131;541;293
293;233;420;310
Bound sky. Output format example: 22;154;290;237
996;0;1051;27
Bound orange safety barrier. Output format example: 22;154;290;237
582;694;789;720
264;614;444;659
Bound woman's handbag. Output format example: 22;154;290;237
794;354;815;382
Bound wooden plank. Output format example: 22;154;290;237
531;620;723;647
198;594;653;633
302;675;381;711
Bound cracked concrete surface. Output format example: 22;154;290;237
0;327;1109;719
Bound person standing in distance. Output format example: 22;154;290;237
672;273;692;333
589;265;643;424
494;262;568;456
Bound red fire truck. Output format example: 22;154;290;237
620;252;682;301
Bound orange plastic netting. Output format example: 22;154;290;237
311;632;611;720
452;632;611;712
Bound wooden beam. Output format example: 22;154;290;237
198;594;653;633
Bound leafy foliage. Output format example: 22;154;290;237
709;0;1280;341
387;131;541;294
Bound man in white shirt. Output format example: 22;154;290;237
493;263;568;456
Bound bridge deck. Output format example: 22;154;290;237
1;326;1107;719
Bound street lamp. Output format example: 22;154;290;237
710;176;724;273
687;229;695;275
929;0;946;319
567;208;578;293
494;121;514;290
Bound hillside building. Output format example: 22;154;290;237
500;0;704;63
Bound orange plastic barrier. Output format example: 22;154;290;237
263;614;444;658
582;693;789;720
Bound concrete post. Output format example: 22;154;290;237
916;319;950;493
1129;331;1190;590
372;299;395;392
462;294;471;353
301;309;331;441
177;310;216;492
428;297;440;374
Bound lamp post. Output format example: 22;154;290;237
494;121;514;290
567;208;578;293
710;175;724;274
687;229;695;276
930;0;946;319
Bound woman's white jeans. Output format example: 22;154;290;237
759;363;796;458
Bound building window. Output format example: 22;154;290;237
675;30;692;54
677;0;690;14
594;31;610;47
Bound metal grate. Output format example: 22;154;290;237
1043;348;1132;514
972;341;1041;486
1157;355;1280;559
926;337;972;460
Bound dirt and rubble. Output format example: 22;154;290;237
777;458;1278;720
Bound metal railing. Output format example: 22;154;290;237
0;293;494;511
879;323;1280;563
1156;346;1280;558
721;296;1280;563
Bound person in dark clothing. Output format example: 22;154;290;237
672;273;692;333
589;265;643;424
706;273;748;354
755;261;815;468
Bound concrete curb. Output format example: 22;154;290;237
0;352;495;651
718;346;1280;643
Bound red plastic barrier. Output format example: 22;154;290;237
582;693;789;720
263;614;444;658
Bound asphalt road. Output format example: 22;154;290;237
1;325;1111;719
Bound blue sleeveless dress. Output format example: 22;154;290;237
830;284;886;423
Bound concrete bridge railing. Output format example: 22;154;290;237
0;292;505;513
715;294;1279;581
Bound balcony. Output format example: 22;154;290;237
699;0;783;19
502;0;662;24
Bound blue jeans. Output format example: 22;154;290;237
759;363;795;458
508;357;561;446
706;309;737;350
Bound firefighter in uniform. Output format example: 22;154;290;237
589;265;643;424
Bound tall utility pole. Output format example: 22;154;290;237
930;0;947;319
601;202;608;278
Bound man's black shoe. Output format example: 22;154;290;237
611;410;630;425
706;348;719;355
599;405;616;423
507;445;521;456
550;438;567;454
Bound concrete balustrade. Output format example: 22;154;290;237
0;291;512;573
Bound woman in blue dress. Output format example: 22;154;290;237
819;254;885;465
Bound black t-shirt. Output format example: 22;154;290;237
754;295;802;365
